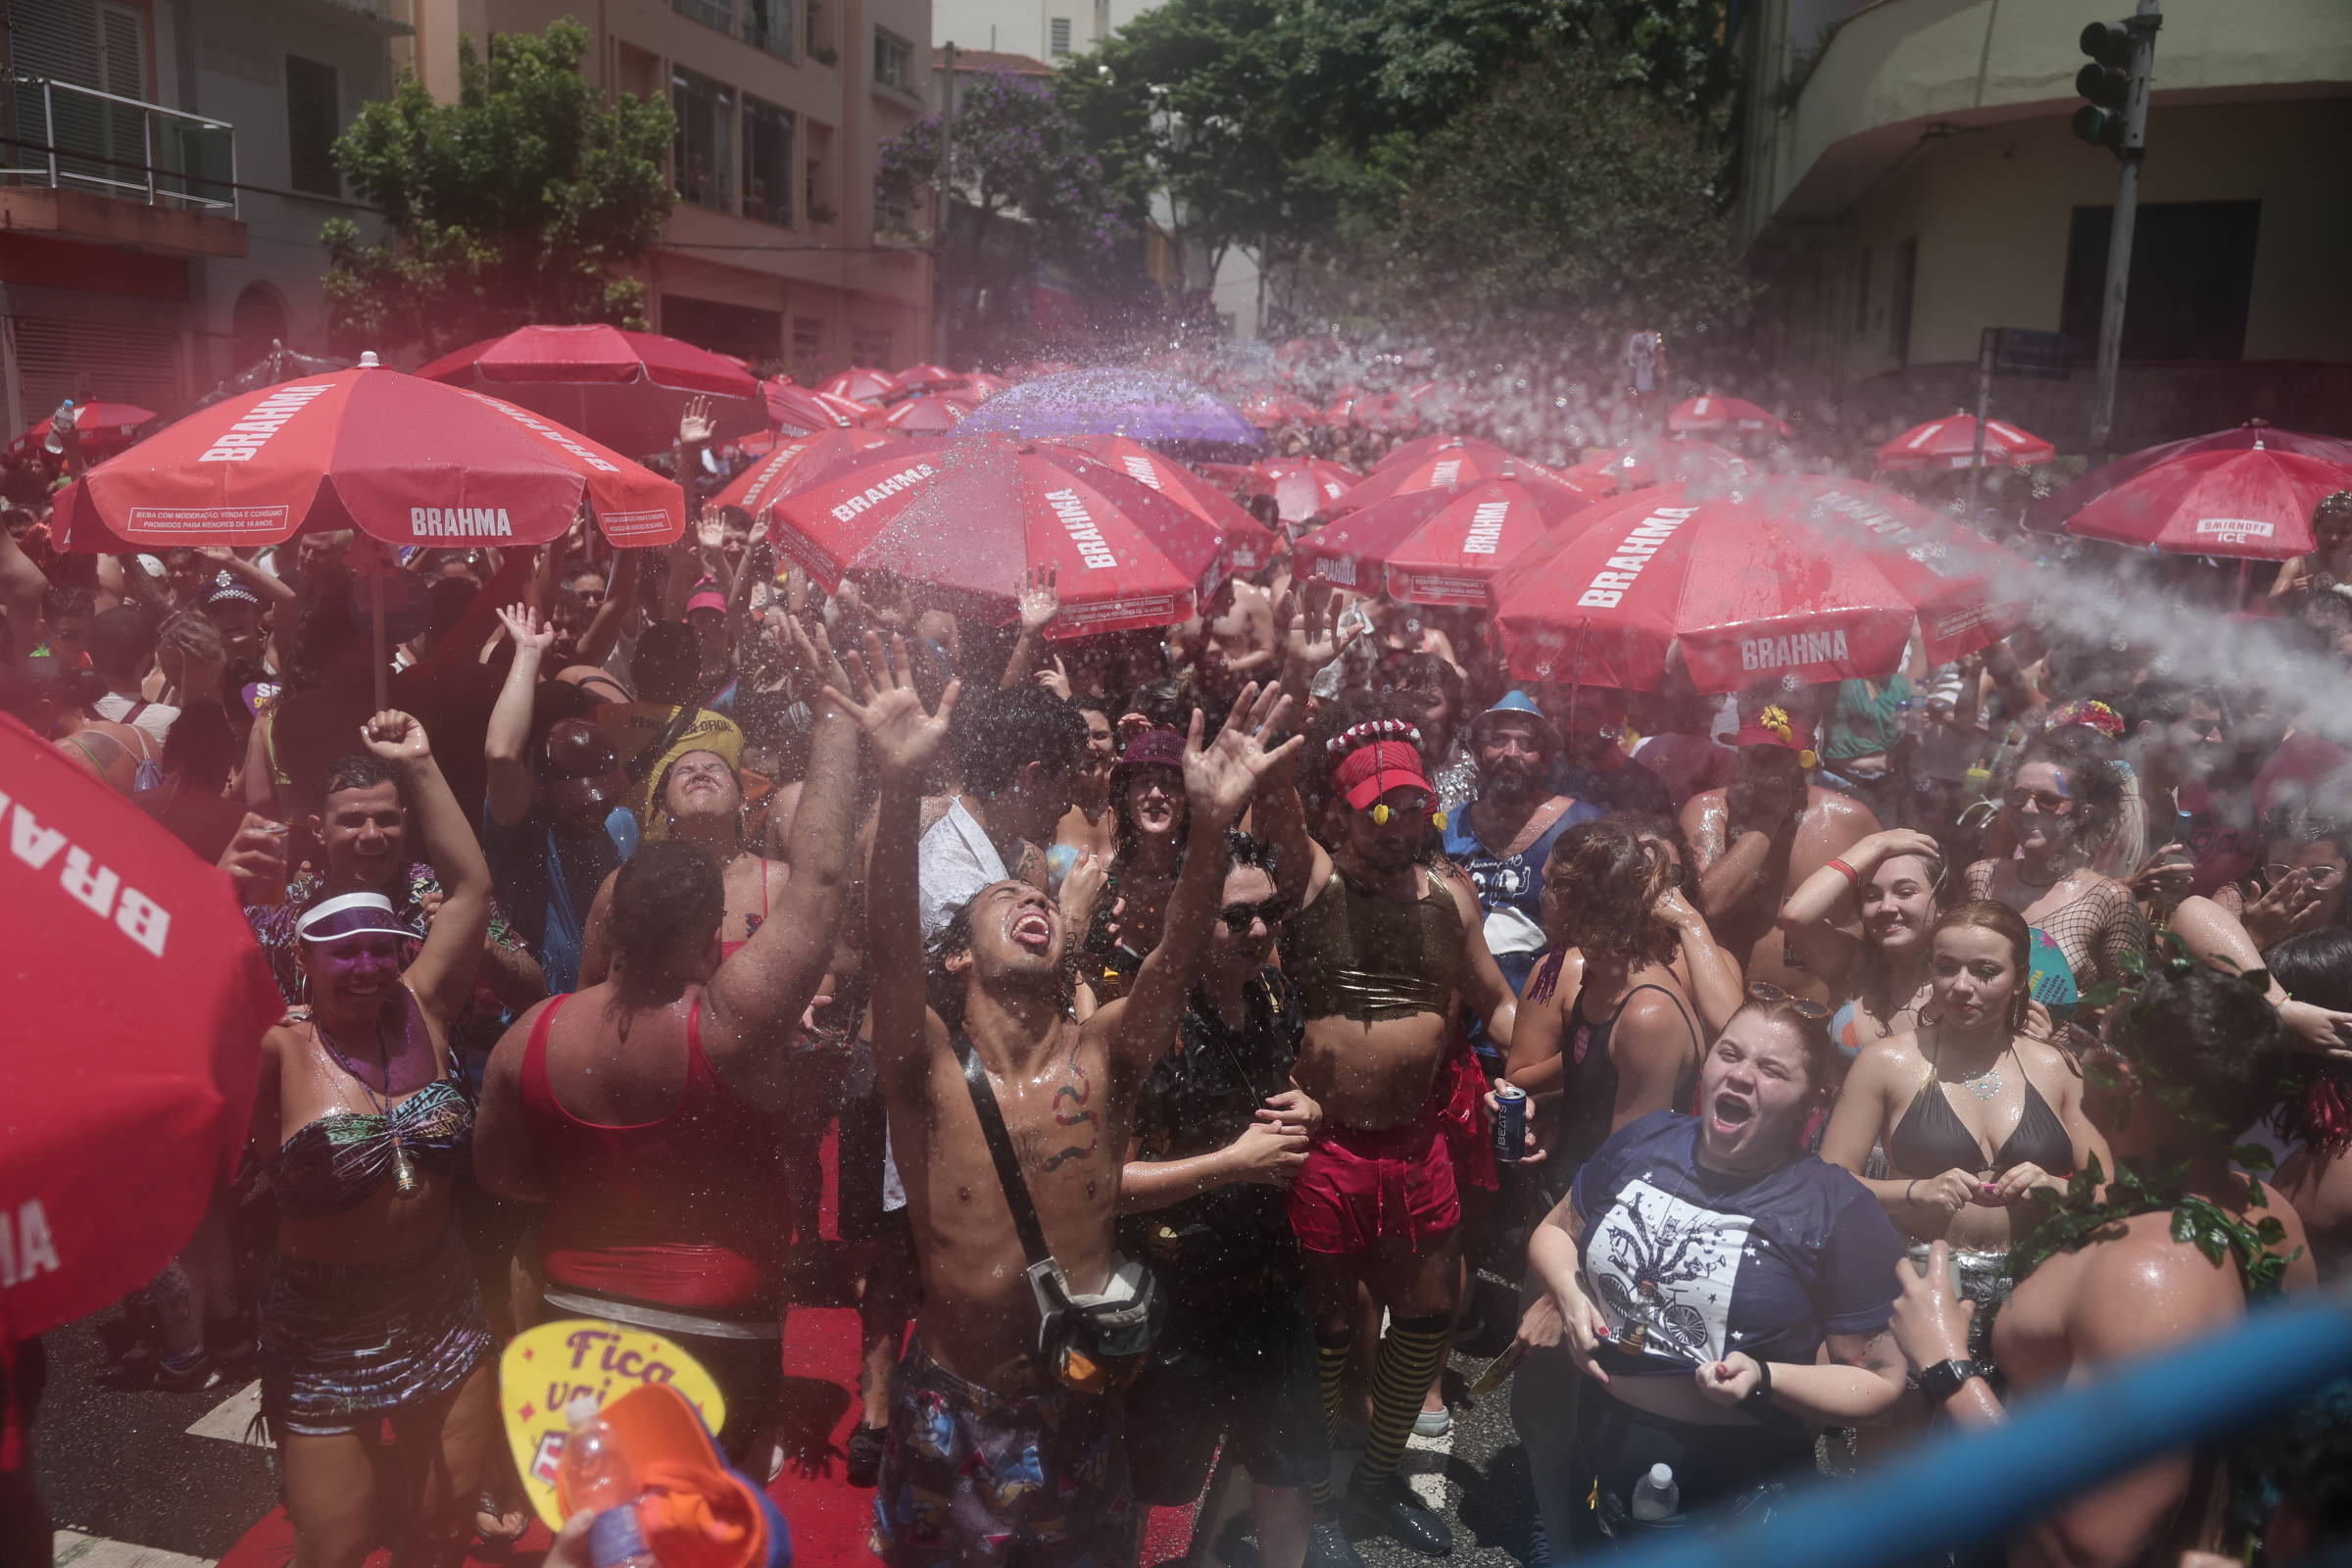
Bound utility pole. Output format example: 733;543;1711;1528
933;42;956;365
2076;1;2161;458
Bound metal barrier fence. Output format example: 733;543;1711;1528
1;71;236;216
1607;1291;2352;1568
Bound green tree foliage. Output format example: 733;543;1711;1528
1371;46;1758;357
318;19;675;357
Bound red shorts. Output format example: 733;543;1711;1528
1286;1113;1460;1256
1437;1034;1498;1195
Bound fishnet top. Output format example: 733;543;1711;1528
1964;861;2149;998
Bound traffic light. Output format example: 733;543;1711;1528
2074;21;2132;151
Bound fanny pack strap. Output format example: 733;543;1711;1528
953;1032;1055;1271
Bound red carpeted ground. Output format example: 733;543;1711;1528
213;1131;1205;1568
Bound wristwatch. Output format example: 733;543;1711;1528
1738;1356;1775;1414
1917;1358;1984;1404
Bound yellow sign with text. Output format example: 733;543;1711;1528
499;1319;728;1528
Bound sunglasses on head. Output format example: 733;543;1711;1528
2003;787;2072;814
1216;897;1291;934
1745;980;1832;1021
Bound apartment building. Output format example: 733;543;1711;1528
1737;0;2352;450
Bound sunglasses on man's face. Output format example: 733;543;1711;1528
1216;897;1291;935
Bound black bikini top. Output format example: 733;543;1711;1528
1887;1059;2071;1178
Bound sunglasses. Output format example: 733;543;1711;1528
2267;861;2346;888
1216;897;1291;934
1361;791;1436;825
1745;980;1832;1021
2002;788;2073;814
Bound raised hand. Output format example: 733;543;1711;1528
1034;654;1073;702
678;394;716;447
1181;680;1302;832
360;710;432;763
1015;563;1060;634
784;612;852;701
1281;581;1357;675
824;631;959;782
495;603;556;656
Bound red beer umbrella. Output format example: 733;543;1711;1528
2061;446;2352;562
770;435;1226;636
957;371;1013;401
0;712;281;1336
1331;437;1591;518
1240;390;1321;428
764;379;868;434
710;426;903;518
878;394;970;434
1045;435;1280;571
819;367;901;405
2027;419;2352;534
8;400;158;463
893;363;961;394
59;367;683;553
1875;412;2056;472
414;323;762;456
1567;437;1751;497
1295;477;1581;608
1492;476;2024;692
1668;393;1791;437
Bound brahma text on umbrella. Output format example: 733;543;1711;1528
0;1200;60;1288
4;790;172;956
197;383;333;463
1577;506;1699;607
1462;501;1511;554
1046;487;1118;568
411;507;514;538
1742;628;1853;671
828;463;938;523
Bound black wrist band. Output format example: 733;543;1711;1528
1740;1357;1775;1413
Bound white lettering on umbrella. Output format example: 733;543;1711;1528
1119;456;1163;489
1462;500;1511;555
2195;517;2275;540
460;392;622;473
828;464;938;524
1045;487;1119;568
197;383;333;463
0;1200;62;1288
1313;554;1358;588
1429;460;1462;487
1577;507;1699;607
1740;629;1853;671
409;507;515;537
1;794;172;956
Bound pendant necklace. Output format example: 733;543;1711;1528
318;1012;418;1196
1958;1059;2006;1102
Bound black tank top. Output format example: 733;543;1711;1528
1886;1052;2073;1177
1558;982;1702;1179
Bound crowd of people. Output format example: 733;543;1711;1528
6;412;2352;1568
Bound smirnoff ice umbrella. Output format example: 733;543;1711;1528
769;435;1228;637
2027;418;2352;533
1492;476;2024;693
2061;446;2352;562
414;323;763;457
1294;477;1583;608
0;712;281;1336
1875;412;2055;472
1043;434;1280;571
60;367;683;553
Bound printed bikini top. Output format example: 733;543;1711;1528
271;1028;473;1221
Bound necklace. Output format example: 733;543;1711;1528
1957;1060;2006;1102
315;1012;418;1197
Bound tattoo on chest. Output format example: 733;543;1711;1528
1016;1044;1101;1174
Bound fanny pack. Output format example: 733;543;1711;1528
956;1034;1158;1394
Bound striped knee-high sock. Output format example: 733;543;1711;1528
1315;1332;1352;1448
1354;1313;1451;1489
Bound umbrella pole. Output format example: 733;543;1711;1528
371;572;389;712
1966;330;1994;517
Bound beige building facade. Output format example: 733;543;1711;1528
1739;0;2352;451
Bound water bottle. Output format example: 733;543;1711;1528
1629;1461;1680;1523
557;1396;657;1568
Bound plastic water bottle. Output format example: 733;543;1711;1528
1629;1461;1680;1523
557;1396;656;1568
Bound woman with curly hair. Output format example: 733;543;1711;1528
2271;927;2352;1279
1963;724;2147;1018
1505;817;1705;1193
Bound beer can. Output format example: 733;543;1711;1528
1492;1082;1528;1163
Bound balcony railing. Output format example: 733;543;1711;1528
1;71;236;217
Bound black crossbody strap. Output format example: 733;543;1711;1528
952;1032;1054;1268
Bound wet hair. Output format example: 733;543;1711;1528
1227;829;1279;881
562;563;609;591
1728;992;1838;1097
159;609;224;666
2266;928;2352;1152
1615;810;1699;904
87;605;158;680
2006;724;2128;852
634;621;704;706
955;684;1085;797
1542;817;1675;965
2112;961;2292;1142
549;586;587;623
608;840;725;987
42;581;94;621
1121;678;1188;734
1379;651;1463;715
1933;900;2034;1032
317;753;400;805
161;698;243;791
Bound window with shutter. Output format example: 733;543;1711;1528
11;318;185;420
285;55;340;196
1050;18;1072;55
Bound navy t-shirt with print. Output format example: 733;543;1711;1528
1572;1110;1901;1377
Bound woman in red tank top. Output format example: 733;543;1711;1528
475;627;868;1471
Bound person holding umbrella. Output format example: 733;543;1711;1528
250;709;504;1568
